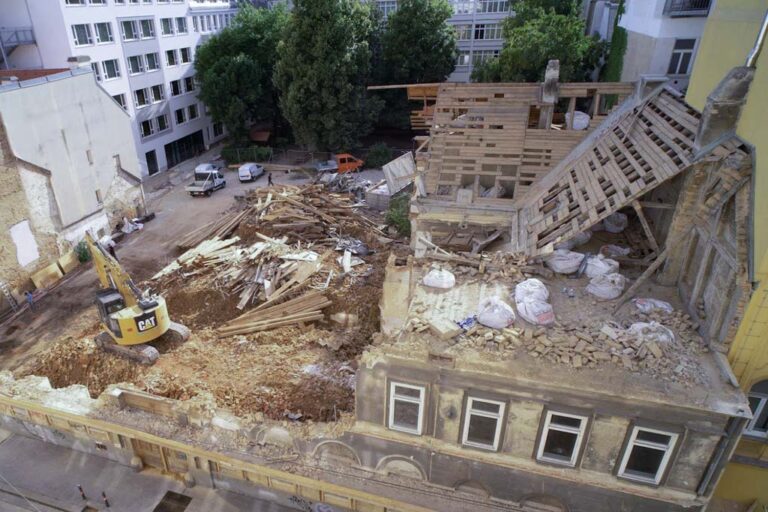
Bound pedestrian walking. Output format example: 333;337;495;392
77;485;87;500
267;172;274;187
99;234;118;261
24;291;35;311
102;491;110;508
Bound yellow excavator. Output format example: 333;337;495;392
85;232;189;364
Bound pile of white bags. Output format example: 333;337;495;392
600;244;631;258
584;254;620;279
586;273;627;300
422;268;455;289
514;279;555;325
603;212;629;233
554;231;592;250
477;296;516;329
545;249;585;274
628;321;675;345
632;298;674;314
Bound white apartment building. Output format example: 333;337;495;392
618;0;711;91
375;0;513;82
0;0;239;177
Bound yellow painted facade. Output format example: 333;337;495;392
686;0;768;506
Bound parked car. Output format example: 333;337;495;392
186;164;226;197
238;163;264;182
313;153;364;174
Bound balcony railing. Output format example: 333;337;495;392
664;0;711;17
0;27;35;47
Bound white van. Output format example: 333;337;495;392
238;163;264;182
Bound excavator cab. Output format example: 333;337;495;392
95;288;125;337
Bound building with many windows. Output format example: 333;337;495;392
374;0;513;82
0;0;238;177
617;0;712;91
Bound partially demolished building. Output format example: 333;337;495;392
0;59;761;512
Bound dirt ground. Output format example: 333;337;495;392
3;158;393;423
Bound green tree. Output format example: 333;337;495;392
382;0;457;84
274;0;382;151
194;5;289;141
472;0;605;83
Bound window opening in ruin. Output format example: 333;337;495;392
462;397;505;451
536;411;588;466
746;380;768;438
388;382;425;435
617;427;678;484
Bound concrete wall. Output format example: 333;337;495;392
351;358;734;512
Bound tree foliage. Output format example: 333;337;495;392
472;0;605;83
382;0;457;84
274;0;382;151
195;5;289;141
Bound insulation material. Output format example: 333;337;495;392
382;152;416;194
10;220;39;267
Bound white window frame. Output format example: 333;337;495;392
91;62;102;82
150;84;165;103
617;426;679;485
156;114;170;132
174;108;186;125
183;76;195;93
188;103;199;120
536;411;588;467
161;18;174;36
139;18;155;39
140;119;154;138
145;52;160;71
65;0;86;5
668;38;696;76
746;390;768;438
134;88;151;108
176;17;188;34
127;55;145;75
94;22;113;43
71;24;93;46
169;79;182;96
462;397;505;451
90;0;106;5
102;59;121;80
166;49;178;66
121;20;138;41
387;382;425;435
180;47;191;64
112;93;127;110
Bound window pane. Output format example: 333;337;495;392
678;53;692;74
393;400;420;430
466;414;498;446
394;386;421;399
751;399;768;432
543;429;578;461
675;39;696;50
471;400;500;414
625;445;665;478
551;415;582;429
636;430;671;446
667;53;681;75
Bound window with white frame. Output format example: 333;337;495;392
114;0;125;4
166;49;178;66
140;119;154;138
201;16;208;32
474;23;502;40
156;114;170;132
94;22;113;43
175;108;186;125
145;52;160;71
121;20;138;41
113;93;127;110
91;62;102;81
379;0;397;18
455;25;471;40
142;0;152;3
472;49;499;66
213;122;224;137
134;88;150;108
129;0;139;3
180;47;191;64
536;411;588;466
462;397;505;451
183;76;195;93
668;39;696;75
617;427;679;485
71;24;93;46
150;84;165;103
161;18;174;36
158;0;169;3
127;55;144;75
176;17;188;34
453;0;473;14
102;59;120;79
746;380;768;438
90;0;106;4
188;103;199;120
65;0;85;5
477;0;509;13
456;50;470;67
192;16;199;32
170;79;182;96
387;382;425;435
140;18;155;38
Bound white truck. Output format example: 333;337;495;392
186;164;226;197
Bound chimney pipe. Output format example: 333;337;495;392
745;9;768;68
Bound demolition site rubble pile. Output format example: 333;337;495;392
18;185;399;423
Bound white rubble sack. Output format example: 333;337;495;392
546;249;585;274
628;321;675;345
600;244;631;258
514;279;555;326
514;278;549;303
603;212;628;234
422;268;455;289
586;273;627;300
565;111;590;130
555;231;592;250
633;298;674;314
585;254;620;279
477;296;516;329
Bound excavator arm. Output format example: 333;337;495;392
84;232;141;308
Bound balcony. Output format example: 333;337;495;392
663;0;711;17
0;27;35;68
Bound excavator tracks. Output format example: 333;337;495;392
95;322;191;365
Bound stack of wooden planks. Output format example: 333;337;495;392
217;291;332;336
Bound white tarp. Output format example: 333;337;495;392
10;220;39;267
382;152;416;194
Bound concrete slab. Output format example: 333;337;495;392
0;433;296;512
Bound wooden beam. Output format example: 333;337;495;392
632;200;659;252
